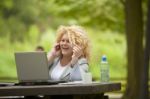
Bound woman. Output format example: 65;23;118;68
24;25;90;99
47;25;90;81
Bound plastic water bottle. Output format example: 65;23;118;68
100;55;109;82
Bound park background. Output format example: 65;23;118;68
0;0;149;99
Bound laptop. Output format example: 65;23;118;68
14;52;66;85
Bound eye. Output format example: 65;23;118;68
61;39;65;42
67;40;70;43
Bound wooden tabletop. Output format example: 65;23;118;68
0;82;121;96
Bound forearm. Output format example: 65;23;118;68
47;52;55;65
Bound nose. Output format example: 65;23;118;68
62;40;68;45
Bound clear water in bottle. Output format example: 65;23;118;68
100;55;109;82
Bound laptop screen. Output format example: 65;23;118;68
15;52;50;83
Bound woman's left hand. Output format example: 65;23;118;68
71;45;83;66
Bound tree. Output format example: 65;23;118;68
139;0;150;98
0;0;50;42
48;0;124;32
123;0;149;98
0;0;125;42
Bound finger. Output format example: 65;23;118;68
56;45;60;50
74;46;83;55
73;49;77;54
54;43;60;50
73;51;80;57
73;48;80;54
74;46;80;51
75;45;82;51
73;47;78;51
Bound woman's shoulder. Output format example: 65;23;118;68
53;57;61;63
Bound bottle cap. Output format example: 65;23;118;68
101;55;107;62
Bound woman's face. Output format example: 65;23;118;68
60;33;73;57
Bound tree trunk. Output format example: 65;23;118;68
123;0;144;99
139;0;150;98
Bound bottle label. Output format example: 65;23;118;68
101;69;109;82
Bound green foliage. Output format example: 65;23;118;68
0;51;17;77
0;37;17;77
0;28;56;77
0;0;127;80
0;0;125;42
0;0;50;42
87;29;126;80
47;0;124;31
0;28;127;80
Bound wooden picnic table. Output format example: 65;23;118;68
0;82;121;99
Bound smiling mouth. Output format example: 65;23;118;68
61;47;69;50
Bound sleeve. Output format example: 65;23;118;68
69;58;89;81
48;57;59;70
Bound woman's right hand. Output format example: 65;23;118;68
47;43;61;59
53;43;61;57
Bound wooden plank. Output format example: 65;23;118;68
0;82;121;96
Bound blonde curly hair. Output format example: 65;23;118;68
55;25;91;61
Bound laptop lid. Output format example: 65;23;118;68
15;52;50;83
